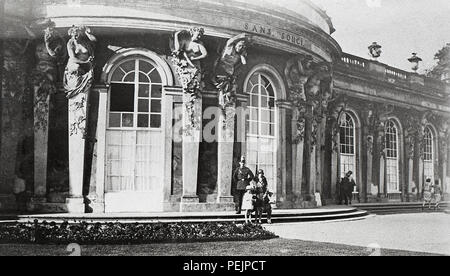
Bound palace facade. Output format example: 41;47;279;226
0;0;449;213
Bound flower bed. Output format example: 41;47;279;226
0;221;277;245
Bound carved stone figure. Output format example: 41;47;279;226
171;27;208;126
63;25;96;136
212;33;250;109
305;63;331;99
329;99;347;152
285;55;314;103
438;120;450;158
404;114;421;159
285;55;314;143
308;63;333;150
32;42;57;130
32;21;66;130
64;25;96;99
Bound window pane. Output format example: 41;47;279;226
120;60;136;72
109;113;121;127
266;84;275;97
138;99;149;112
260;96;268;107
123;72;135;82
151;100;161;113
260;75;270;88
110;83;135;112
150;114;161;128
261;110;270;122
122;113;134;127
139;60;154;75
260;87;268;97
111;69;125;82
151;85;162;98
251;94;258;106
270;124;275;136
249;108;258;121
139;84;150;97
138;114;149;128
139;72;150;83
249;121;258;135
149;70;162;84
261;123;270;136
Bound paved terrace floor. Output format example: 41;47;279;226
266;213;450;256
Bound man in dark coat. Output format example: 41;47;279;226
232;156;254;214
340;171;356;205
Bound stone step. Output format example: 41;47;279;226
354;202;449;215
1;208;369;224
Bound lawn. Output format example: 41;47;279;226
0;238;439;256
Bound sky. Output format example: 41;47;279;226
310;0;450;73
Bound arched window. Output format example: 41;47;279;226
385;120;400;192
423;127;434;183
106;57;164;193
339;112;356;180
245;72;277;193
108;58;162;129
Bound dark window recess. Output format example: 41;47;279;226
110;83;135;112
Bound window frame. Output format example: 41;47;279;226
107;57;163;130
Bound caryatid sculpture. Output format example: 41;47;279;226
212;33;251;109
171;27;208;127
284;55;314;143
32;20;66;130
63;25;97;136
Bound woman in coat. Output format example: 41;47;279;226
254;170;273;224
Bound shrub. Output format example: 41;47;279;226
0;220;277;245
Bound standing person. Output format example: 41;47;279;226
254;169;273;224
242;181;256;224
340;171;356;205
232;156;255;214
422;178;434;211
433;180;442;211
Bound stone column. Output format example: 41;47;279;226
380;154;386;196
412;139;422;201
66;92;87;213
277;103;288;202
90;88;108;212
301;106;314;203
372;132;382;197
404;137;414;202
33;93;50;201
291;109;304;197
180;95;202;210
217;104;235;204
0;0;3;187
330;141;339;201
366;136;374;201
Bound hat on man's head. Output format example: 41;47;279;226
346;171;353;176
258;169;265;175
239;156;246;164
